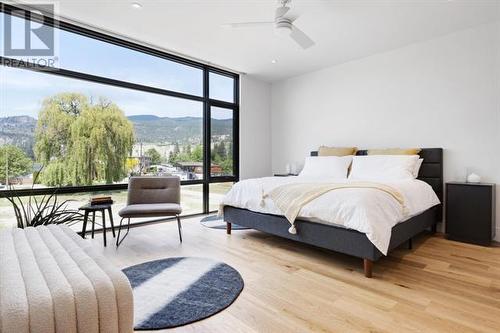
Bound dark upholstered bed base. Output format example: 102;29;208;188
223;205;440;277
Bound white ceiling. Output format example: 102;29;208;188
48;0;500;82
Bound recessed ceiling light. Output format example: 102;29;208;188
131;2;143;9
271;59;277;64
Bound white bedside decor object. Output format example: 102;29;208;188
467;173;481;183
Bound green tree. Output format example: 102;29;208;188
0;145;33;184
190;145;203;162
176;150;191;162
145;148;162;165
38;160;66;186
35;93;88;164
211;143;219;162
220;158;233;175
216;142;227;159
169;142;181;164
227;142;233;158
35;93;135;186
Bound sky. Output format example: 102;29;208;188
0;12;234;120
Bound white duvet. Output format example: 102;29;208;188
220;176;440;255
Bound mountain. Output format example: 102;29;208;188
0;116;37;158
129;115;232;144
127;115;160;122
0;114;232;157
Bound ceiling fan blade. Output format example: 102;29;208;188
290;25;315;49
275;6;290;19
221;22;274;29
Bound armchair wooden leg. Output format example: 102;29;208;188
363;259;373;278
176;215;182;243
226;222;232;235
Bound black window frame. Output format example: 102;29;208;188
0;3;239;215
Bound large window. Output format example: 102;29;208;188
0;12;203;96
209;72;235;103
1;66;204;185
0;4;238;225
210;106;234;177
0;185;204;230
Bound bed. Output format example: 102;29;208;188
222;148;443;278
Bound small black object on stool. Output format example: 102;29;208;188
79;203;116;247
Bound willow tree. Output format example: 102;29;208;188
35;93;135;186
34;93;88;164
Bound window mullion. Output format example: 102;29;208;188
203;67;210;214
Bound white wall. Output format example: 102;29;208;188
271;21;500;239
239;75;272;179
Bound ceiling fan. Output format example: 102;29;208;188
222;0;315;50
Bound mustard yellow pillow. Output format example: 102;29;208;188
367;148;421;155
318;146;357;156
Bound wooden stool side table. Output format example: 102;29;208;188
79;203;116;247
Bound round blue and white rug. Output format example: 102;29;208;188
123;257;244;330
200;214;249;230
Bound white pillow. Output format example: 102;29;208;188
412;158;424;178
299;156;353;179
349;155;419;181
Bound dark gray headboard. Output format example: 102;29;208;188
310;148;443;202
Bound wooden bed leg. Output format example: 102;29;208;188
226;222;232;235
363;259;373;278
431;223;437;234
408;237;413;250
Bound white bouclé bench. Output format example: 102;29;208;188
0;225;134;333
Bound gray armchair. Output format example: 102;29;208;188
116;176;182;246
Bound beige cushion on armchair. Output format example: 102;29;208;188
119;203;182;218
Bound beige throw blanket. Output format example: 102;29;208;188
262;182;405;234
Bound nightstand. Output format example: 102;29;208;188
274;173;298;177
445;182;496;246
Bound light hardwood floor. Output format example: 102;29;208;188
91;216;500;333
